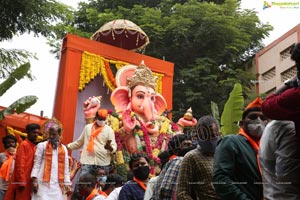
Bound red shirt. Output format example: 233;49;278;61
262;87;300;142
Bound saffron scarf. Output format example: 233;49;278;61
86;122;104;153
238;128;263;200
238;128;262;174
133;177;147;191
99;190;108;197
0;151;15;181
86;188;99;200
169;155;177;161
43;141;65;185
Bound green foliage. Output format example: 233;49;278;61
0;63;38;120
0;0;72;118
53;0;272;120
0;0;73;77
0;63;31;96
210;101;220;121
0;96;38;120
220;83;244;136
0;0;73;41
0;48;36;79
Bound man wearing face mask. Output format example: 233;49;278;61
119;153;150;200
177;116;221;199
67;109;117;177
0;135;17;199
31;119;72;199
213;97;268;200
153;134;193;200
5;123;41;200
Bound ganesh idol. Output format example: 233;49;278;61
84;61;179;172
111;61;180;164
83;61;196;174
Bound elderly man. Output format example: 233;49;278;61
213;97;268;200
31;119;72;200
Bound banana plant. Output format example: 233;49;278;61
210;101;220;121
220;83;244;136
0;62;38;120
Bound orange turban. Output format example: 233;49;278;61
245;97;263;110
242;97;263;119
97;109;108;120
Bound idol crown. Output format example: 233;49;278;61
126;61;157;89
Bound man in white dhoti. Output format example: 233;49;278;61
31;119;72;199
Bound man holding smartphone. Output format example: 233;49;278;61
67;109;117;176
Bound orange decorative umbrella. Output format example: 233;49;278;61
91;19;150;51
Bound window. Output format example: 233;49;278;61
262;67;276;81
280;44;294;61
280;65;296;82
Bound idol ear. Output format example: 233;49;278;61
155;93;167;116
110;86;130;112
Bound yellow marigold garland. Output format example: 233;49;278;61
79;51;164;93
153;72;164;94
116;150;125;164
6;126;43;142
160;118;170;133
152;148;160;158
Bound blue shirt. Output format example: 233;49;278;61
118;180;145;200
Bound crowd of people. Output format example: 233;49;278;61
1;96;299;200
1;45;300;200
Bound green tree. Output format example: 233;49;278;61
56;0;272;120
0;0;72;117
0;0;73;77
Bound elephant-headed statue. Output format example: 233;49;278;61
109;61;180;173
82;61;196;175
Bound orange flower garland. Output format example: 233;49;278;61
104;61;117;87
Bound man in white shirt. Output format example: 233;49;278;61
31;119;72;200
67;109;117;176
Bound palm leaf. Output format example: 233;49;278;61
0;62;31;96
221;83;244;136
0;95;38;120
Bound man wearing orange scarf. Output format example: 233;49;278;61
67;109;117;176
4;123;41;200
77;173;103;200
119;153;150;200
31;120;72;200
213;97;269;200
0;135;17;199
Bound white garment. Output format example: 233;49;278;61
144;176;158;200
106;186;122;200
67;124;117;166
93;195;107;200
31;141;71;200
97;194;107;200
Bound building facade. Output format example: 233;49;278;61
255;24;300;95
